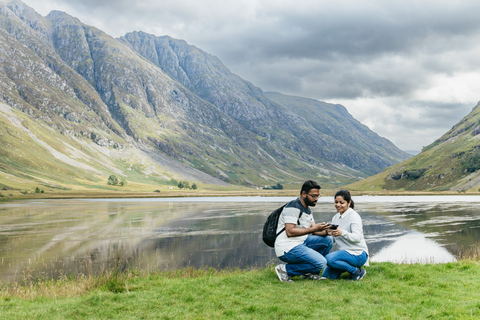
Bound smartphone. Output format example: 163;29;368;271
329;224;338;230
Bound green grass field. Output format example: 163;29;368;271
1;260;479;319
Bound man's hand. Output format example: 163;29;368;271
285;222;327;237
311;222;330;232
285;222;332;237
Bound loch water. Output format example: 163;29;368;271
1;195;479;283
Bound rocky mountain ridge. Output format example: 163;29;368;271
0;0;410;192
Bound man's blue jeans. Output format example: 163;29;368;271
322;250;368;279
278;235;333;277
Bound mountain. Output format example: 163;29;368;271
263;92;408;175
348;101;480;192
0;0;410;193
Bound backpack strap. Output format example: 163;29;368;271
277;207;304;237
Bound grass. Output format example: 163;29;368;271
1;260;480;319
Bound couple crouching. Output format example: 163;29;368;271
275;180;368;282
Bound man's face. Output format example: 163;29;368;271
303;188;320;207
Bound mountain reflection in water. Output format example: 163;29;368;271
0;195;479;282
370;231;457;263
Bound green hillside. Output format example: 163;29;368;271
349;101;480;192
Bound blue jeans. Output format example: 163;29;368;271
322;250;368;279
279;235;333;277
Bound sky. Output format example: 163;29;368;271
20;0;480;152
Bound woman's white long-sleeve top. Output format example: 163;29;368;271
332;207;369;265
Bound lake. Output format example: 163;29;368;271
1;195;480;283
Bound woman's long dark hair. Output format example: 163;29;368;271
335;189;354;209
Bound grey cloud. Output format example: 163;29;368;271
209;2;480;61
354;100;475;150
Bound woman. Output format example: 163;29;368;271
322;189;369;280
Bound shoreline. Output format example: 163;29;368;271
1;188;479;202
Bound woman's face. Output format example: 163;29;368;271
334;196;350;214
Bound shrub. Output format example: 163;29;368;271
391;169;427;180
178;181;197;189
272;183;283;190
263;183;284;190
108;175;118;185
461;150;480;173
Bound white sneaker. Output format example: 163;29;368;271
275;264;293;282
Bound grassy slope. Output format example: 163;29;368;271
1;261;479;319
348;102;480;192
0;102;221;197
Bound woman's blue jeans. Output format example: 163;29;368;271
322;250;368;279
278;235;333;277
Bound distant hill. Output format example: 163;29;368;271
0;0;410;193
348;101;480;192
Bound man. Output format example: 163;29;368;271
274;180;333;282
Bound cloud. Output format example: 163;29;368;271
337;97;475;150
20;0;480;151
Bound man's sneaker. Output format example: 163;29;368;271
301;273;327;280
275;264;293;282
351;268;366;281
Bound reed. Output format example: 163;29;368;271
0;248;245;300
0;251;148;299
457;243;480;261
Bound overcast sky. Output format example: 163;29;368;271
20;0;480;152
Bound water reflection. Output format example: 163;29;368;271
0;196;480;283
370;231;457;263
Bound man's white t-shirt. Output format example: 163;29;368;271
274;198;314;257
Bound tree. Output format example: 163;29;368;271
178;181;185;189
108;175;118;185
191;183;198;190
461;150;480;173
264;183;283;190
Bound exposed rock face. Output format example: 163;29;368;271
0;0;410;188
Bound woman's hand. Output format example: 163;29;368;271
331;228;343;237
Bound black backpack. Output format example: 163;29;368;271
262;203;303;247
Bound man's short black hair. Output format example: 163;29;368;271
300;180;321;194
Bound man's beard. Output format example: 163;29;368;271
305;198;317;207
